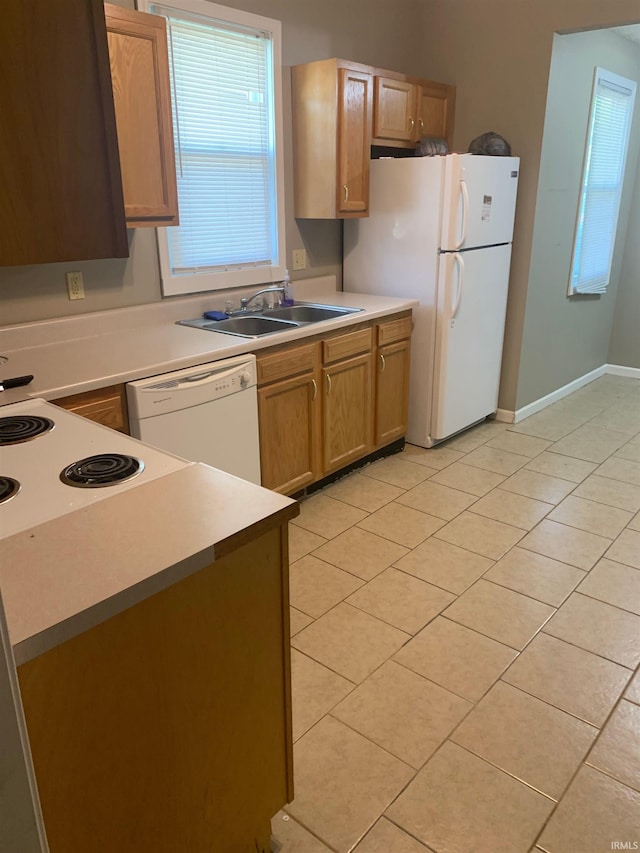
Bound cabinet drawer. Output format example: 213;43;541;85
257;342;319;386
377;315;412;346
53;385;128;433
323;328;372;364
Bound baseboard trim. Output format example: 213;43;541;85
606;363;640;379
493;408;515;424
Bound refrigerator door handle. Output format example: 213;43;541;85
454;180;469;250
451;253;464;319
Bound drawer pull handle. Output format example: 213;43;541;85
343;185;349;204
311;378;317;401
379;353;386;373
326;374;332;395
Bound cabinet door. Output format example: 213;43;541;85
0;0;128;266
105;4;179;227
323;353;373;472
417;82;455;147
375;340;410;446
259;373;320;494
373;76;417;142
337;67;372;216
53;384;129;433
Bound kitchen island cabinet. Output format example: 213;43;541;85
1;463;298;853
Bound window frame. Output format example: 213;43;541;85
568;66;637;296
139;0;286;296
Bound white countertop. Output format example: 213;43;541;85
0;284;416;404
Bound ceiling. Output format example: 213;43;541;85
612;24;640;46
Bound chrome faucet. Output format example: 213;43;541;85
234;285;286;313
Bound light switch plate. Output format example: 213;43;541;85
292;248;307;271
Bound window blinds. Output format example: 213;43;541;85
151;3;280;287
569;68;636;295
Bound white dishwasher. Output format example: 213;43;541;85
126;354;261;485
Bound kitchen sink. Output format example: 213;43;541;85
267;304;362;323
201;315;298;337
178;303;364;338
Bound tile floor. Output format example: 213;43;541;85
271;375;640;853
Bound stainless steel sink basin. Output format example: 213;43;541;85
203;315;298;338
267;304;362;323
177;302;364;337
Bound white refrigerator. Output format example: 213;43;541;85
343;152;519;447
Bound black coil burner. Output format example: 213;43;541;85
0;476;21;504
0;415;55;445
60;454;144;488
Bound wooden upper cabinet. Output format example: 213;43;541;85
292;58;372;219
373;76;418;143
417;80;456;146
337;68;372;215
0;0;128;266
105;4;179;227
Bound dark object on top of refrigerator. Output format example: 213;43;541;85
416;137;449;157
468;132;512;156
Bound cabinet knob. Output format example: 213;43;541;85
418;117;424;135
408;117;415;132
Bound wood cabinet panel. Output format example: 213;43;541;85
418;81;456;146
105;4;179;227
323;327;372;364
0;0;128;266
375;340;411;446
337;68;372;215
258;373;320;494
257;342;319;385
53;384;128;433
373;77;417;142
377;314;412;347
323;353;373;472
18;527;292;852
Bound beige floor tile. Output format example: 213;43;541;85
429;462;506;496
386;742;554;853
629;510;640;532
443;579;555;650
503;632;632;727
290;607;313;637
626;670;640;704
394;537;494;595
471;488;553;531
587;700;640;792
537;765;640;853
525;451;598;483
596;456;640;487
452;681;597;800
486;430;552;458
396;480;477;520
499;469;575;505
292;602;410;684
288;524;327;563
311;527;409;581
362;455;436;489
572;474;640;513
434;511;525;560
394;617;517;702
519;519;611;570
322;473;404;513
587;402;640;435
548;425;629;464
332;660;471;769
357;502;445;548
271;811;332;853
461;445;530;476
289;555;363;618
288;716;414;853
548;495;632;539
404;444;466;469
606;528;640;569
353;817;432;852
290;649;354;741
485;547;584;607
615;441;640;463
293;494;367;539
442;420;509;453
346;568;455;635
578;558;640;616
511;409;590;441
544;593;640;669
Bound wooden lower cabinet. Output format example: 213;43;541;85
18;526;292;853
258;372;320;494
53;384;129;433
323;353;373;472
375;339;411;445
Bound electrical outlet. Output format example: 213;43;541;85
66;271;85;301
292;248;307;271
